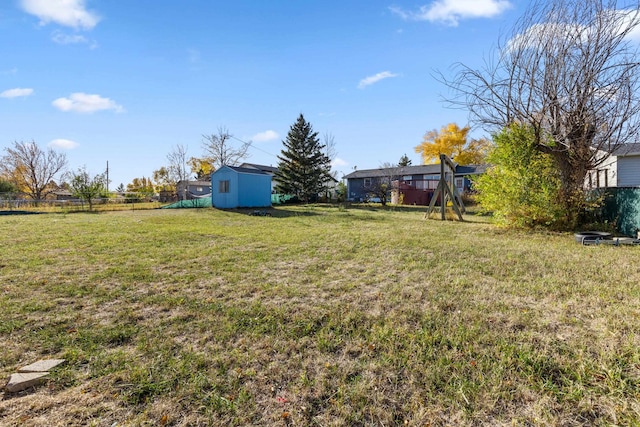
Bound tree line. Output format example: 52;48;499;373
0;114;335;208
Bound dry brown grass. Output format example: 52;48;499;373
1;206;639;426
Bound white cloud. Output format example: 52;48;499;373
51;30;97;47
0;88;34;98
20;0;100;30
52;92;124;113
332;158;348;167
615;8;640;42
390;0;511;26
48;138;79;149
358;71;399;89
506;9;640;53
251;130;279;142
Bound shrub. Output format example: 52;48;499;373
474;124;565;227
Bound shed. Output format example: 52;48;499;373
211;165;272;209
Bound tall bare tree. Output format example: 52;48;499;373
444;0;640;225
154;144;192;199
202;127;250;169
0;141;68;200
167;144;190;183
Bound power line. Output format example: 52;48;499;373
230;135;278;158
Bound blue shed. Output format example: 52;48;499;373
211;165;272;209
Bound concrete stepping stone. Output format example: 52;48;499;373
5;372;48;393
5;358;66;393
18;359;66;373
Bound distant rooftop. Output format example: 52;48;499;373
611;143;640;157
238;163;279;174
343;164;487;179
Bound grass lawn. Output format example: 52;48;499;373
1;205;639;426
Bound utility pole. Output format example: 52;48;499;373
106;161;110;192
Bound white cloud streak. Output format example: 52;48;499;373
358;71;399;89
506;9;640;52
49;139;79;149
390;0;511;26
251;130;279;142
20;0;100;30
52;93;124;114
51;30;97;48
332;158;348;167
0;88;34;98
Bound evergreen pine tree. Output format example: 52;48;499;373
398;153;412;167
275;114;331;203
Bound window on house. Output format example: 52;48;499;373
455;178;464;189
363;178;372;187
219;180;230;193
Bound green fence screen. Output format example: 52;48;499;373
599;188;640;237
162;198;211;209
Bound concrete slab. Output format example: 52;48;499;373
5;372;48;393
18;359;66;373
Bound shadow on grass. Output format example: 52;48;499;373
213;203;493;223
0;210;42;216
218;207;323;218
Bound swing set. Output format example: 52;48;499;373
424;154;465;221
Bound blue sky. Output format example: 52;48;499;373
1;0;527;187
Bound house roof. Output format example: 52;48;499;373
190;180;212;186
220;165;271;175
611;143;640;157
238;162;279;174
343;164;487;179
177;180;211;186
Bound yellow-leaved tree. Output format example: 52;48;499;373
414;123;490;165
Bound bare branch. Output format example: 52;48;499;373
201;127;250;168
441;0;640;217
0;141;68;200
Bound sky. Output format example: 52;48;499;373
1;0;539;187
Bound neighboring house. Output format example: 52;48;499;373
211;165;272;209
344;164;486;205
587;143;640;189
53;190;74;201
238;163;279;193
586;144;640;237
176;180;212;200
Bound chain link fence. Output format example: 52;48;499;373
0;193;163;213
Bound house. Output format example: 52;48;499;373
176;180;212;201
211;165;272;209
587;144;640;237
587;143;640;189
238;163;279;193
344;164;486;205
53;190;74;201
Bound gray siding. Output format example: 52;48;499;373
617;156;640;187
